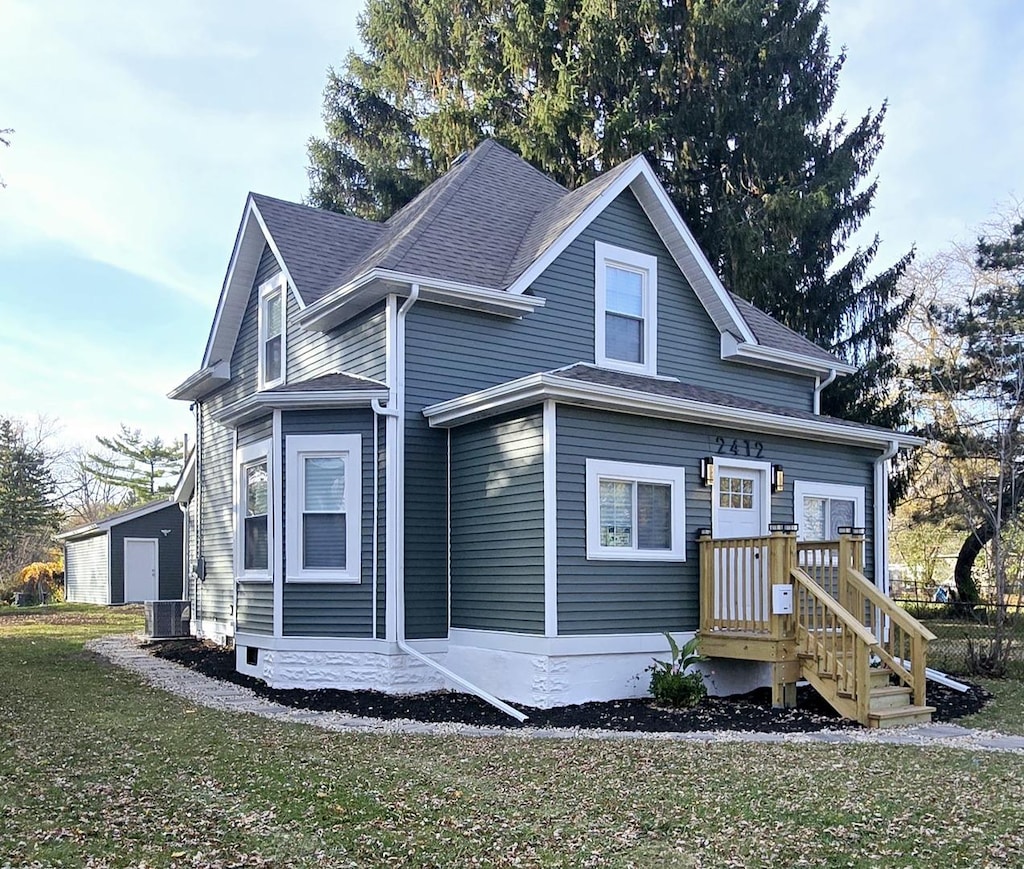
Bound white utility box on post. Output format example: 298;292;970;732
772;584;794;615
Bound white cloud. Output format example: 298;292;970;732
0;0;358;305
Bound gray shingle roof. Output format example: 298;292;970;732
554;364;896;436
264;372;387;393
331;139;568;290
250;140;845;370
729;293;841;366
250;194;383;305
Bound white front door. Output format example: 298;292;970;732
712;461;770;625
124;538;159;602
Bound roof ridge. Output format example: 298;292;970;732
376;141;500;272
250;192;380;231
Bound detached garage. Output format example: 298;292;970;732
58;500;185;604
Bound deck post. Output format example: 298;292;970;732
769;529;798;708
837;531;852;613
698;529;713;634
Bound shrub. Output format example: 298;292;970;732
648;633;707;708
4;559;65;605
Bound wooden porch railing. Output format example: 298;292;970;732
698;529;936;721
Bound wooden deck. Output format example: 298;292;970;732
698;529;937;728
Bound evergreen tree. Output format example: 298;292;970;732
83;425;183;507
0;418;62;579
308;0;912;431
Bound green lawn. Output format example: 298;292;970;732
3;605;1024;868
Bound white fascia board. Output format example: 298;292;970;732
172;451;196;504
297;269;545;332
248;202;303;310
628;161;757;345
200;198;291;371
212;389;390;428
167;360;231;401
721;332;856;377
423;372;925;449
504;156;757;346
59;497;180;539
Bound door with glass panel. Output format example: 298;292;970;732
711;463;769;627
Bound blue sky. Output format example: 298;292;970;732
0;1;1021;449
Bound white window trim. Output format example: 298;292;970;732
257;275;286;390
235;439;273;583
793;480;866;541
594;241;658;375
286;433;362;583
585;459;685;561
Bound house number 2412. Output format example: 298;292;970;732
714;436;764;458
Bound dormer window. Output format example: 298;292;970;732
595;242;657;374
258;277;285;389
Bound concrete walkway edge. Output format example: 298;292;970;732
86;634;1024;753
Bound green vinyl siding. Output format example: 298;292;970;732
280;409;382;638
237;583;273;634
450;408;545;633
555;405;877;635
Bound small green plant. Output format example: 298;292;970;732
648;633;707;708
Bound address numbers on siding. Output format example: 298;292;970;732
713;436;765;458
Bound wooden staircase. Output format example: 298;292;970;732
699;529;938;729
798;649;935;729
791;560;937;729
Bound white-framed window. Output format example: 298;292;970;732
594;241;658;374
585;459;685;560
286;434;361;582
793;481;865;541
235;440;272;581
257;276;286;389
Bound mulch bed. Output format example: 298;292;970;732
149;638;991;733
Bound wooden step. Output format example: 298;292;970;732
869;685;912;710
867;705;936;729
869;668;892;689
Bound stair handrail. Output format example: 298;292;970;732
790;566;876;724
841;564;936;707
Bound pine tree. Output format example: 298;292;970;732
307;0;912;431
0;418;62;578
83;425;183;507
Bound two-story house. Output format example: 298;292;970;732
170;140;932;727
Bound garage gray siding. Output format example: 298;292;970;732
108;503;185;603
281;409;382;637
450;409;545;633
64;534;109;604
555;405;877;635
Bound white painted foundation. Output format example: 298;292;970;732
234;643;447;693
192;617;233;646
228;630;774;707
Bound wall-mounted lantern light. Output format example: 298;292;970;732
700;456;715;487
771;464;784;493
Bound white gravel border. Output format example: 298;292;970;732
86;634;1024;753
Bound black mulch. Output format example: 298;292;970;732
148;639;991;734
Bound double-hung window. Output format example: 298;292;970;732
793;481;865;541
236;441;272;581
258;276;285;389
595;241;658;374
286;434;361;582
586;459;685;560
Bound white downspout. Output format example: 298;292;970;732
874;439;899;596
391;285;527;722
813;368;838;415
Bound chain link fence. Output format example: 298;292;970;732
891;598;1024;678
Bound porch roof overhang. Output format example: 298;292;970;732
212;386;390;429
422;367;925;450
